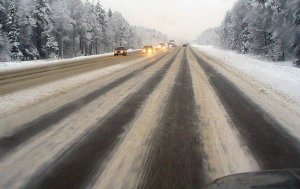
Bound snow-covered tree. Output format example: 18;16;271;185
108;7;112;18
0;24;10;61
7;1;22;60
94;1;106;54
197;27;219;46
51;0;75;58
106;9;115;52
32;0;58;59
0;0;9;32
286;0;300;65
67;0;84;57
198;0;300;63
0;0;167;61
16;0;38;60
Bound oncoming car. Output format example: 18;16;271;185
158;43;166;50
142;46;154;54
114;47;127;56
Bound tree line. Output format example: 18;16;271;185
197;0;300;65
0;0;168;61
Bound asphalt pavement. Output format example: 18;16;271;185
0;47;299;189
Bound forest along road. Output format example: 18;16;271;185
0;47;299;189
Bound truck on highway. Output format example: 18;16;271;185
168;40;176;47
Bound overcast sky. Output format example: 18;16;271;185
92;0;238;43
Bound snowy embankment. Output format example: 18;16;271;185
193;45;300;106
0;49;140;72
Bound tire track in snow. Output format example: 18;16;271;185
190;47;300;170
91;49;184;189
187;48;260;183
0;53;169;160
22;50;180;189
138;49;205;188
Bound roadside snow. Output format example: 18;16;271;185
193;45;300;105
0;49;140;72
0;55;147;118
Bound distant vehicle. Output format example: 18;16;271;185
143;46;154;54
158;43;166;50
168;40;175;47
183;44;187;47
114;47;127;56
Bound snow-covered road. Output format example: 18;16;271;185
0;47;299;188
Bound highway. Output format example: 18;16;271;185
0;47;299;188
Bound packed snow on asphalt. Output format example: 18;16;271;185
0;47;300;188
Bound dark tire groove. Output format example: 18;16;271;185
138;49;204;189
190;47;300;170
21;50;180;189
0;52;170;160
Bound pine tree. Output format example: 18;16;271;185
0;0;9;61
0;0;8;32
128;28;135;49
94;1;106;53
32;0;58;59
106;8;115;51
119;21;126;46
7;1;22;60
67;0;84;57
241;21;250;53
286;0;300;65
0;24;9;61
108;8;112;18
80;0;95;55
51;0;76;58
16;0;38;60
219;11;232;49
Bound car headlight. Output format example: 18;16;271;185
143;49;146;52
163;46;165;49
121;51;123;53
149;49;152;53
114;51;117;53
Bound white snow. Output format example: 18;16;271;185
0;49;140;72
0;54;148;118
193;45;300;106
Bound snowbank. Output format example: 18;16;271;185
0;49;141;72
193;45;300;105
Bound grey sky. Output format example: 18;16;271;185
96;0;238;43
